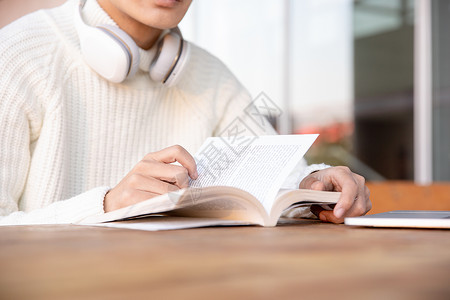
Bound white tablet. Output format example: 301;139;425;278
344;210;450;229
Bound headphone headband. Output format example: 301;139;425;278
75;0;190;86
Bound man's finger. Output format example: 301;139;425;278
105;188;161;212
128;174;180;195
299;175;319;189
147;145;198;179
136;161;190;189
342;186;371;217
333;175;359;219
320;210;344;223
311;180;326;191
342;198;369;218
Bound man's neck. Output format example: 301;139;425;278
97;0;162;50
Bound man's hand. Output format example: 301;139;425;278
299;166;371;223
104;145;198;212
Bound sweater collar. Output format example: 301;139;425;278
83;0;156;72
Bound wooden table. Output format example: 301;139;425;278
0;221;449;300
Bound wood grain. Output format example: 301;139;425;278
0;222;449;300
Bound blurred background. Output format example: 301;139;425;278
1;0;449;185
179;0;449;185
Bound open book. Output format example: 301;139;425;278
80;135;340;230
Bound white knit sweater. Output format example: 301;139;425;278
0;0;327;225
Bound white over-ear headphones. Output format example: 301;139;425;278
74;0;191;86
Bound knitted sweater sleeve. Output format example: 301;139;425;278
0;95;109;225
0;12;108;225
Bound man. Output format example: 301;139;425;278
0;0;370;224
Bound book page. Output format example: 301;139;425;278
189;134;318;213
86;216;250;231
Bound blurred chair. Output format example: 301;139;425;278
367;181;450;214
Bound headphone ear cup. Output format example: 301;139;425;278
149;32;185;85
163;40;190;87
79;24;140;83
